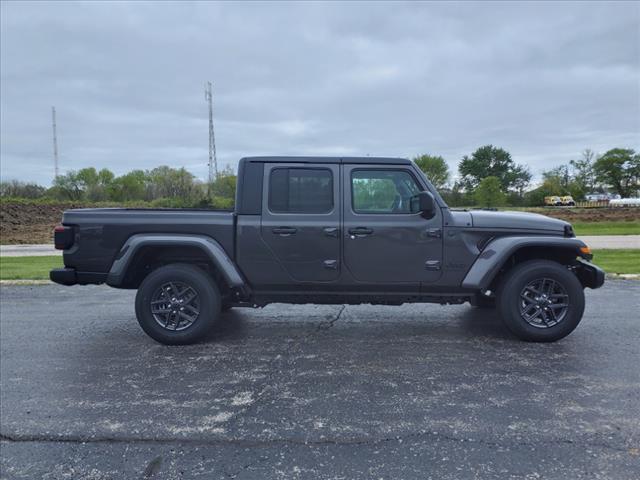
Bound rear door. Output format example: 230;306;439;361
342;165;443;284
260;163;341;283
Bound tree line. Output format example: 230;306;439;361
0;165;237;209
1;145;638;208
414;145;639;207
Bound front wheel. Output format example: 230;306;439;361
135;263;221;345
497;260;585;342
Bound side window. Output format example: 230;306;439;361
351;170;421;214
269;168;333;214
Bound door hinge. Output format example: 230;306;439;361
425;260;441;271
323;259;338;270
427;228;442;238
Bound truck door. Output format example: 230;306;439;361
342;165;443;284
260;163;341;282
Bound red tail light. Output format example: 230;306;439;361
54;225;74;250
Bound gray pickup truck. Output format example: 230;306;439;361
51;156;604;344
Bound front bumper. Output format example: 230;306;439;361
574;258;605;289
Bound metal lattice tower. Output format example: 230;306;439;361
51;106;59;179
204;82;218;190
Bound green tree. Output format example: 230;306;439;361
594;148;640;198
0;180;46;198
543;165;570;189
570;149;597;194
97;168;115;186
524;178;564;207
413;154;450;190
474;176;506;208
51;171;84;200
210;166;237;201
107;170;147;201
147;166;200;201
76;167;99;188
458;145;531;194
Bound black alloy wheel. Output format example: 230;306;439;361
497;260;585;342
135;263;221;345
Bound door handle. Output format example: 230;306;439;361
323;259;338;270
348;227;373;238
272;227;297;236
323;227;339;237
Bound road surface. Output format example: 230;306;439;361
579;235;640;249
1;282;639;479
0;244;59;257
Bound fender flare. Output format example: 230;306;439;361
461;236;588;291
106;233;246;289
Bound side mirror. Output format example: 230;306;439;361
410;191;436;218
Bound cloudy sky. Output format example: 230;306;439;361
1;1;638;186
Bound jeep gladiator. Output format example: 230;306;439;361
51;156;605;344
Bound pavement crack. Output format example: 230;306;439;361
140;455;162;479
224;305;347;430
316;304;345;331
1;430;632;455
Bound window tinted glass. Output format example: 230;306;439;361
269;168;333;213
352;170;421;213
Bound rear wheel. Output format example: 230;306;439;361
135;263;221;345
497;260;585;342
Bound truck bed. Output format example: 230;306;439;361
61;208;236;273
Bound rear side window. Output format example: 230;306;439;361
269;168;333;213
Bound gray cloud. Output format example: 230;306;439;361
1;0;638;185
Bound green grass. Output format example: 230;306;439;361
0;255;62;280
573;221;640;236
0;250;638;281
591;249;640;275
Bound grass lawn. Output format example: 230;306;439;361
1;251;638;280
573;221;640;236
0;255;62;280
591;249;640;275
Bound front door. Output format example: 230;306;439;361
342;165;443;284
260;163;341;283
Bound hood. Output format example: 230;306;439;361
469;210;570;234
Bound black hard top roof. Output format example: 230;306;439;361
241;156;412;165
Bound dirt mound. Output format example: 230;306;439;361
527;207;640;223
0;202;87;244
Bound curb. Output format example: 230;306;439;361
0;280;52;286
606;273;640;280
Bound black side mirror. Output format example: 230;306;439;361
410;191;435;218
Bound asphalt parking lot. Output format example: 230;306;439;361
1;281;639;479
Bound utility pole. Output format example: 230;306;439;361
51;106;59;180
204;81;218;197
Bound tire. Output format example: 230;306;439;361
497;260;585;342
221;303;233;312
135;263;221;345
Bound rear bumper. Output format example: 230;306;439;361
50;267;76;285
50;268;107;286
574;259;605;289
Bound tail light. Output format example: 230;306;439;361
54;225;74;250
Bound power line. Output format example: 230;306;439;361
204;81;218;195
51;106;59;180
